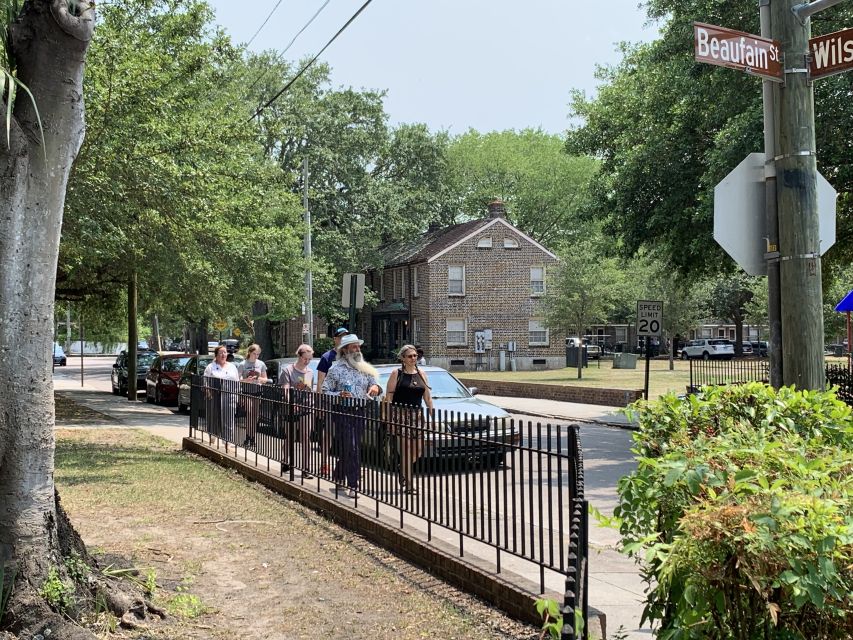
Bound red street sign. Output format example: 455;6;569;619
809;27;853;80
694;22;782;82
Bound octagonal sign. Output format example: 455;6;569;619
714;152;836;276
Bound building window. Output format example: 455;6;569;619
413;266;419;297
413;318;422;344
391;270;399;300
615;326;627;343
446;319;467;345
529;320;549;346
503;237;519;249
530;266;545;296
401;268;407;299
476;237;493;249
448;265;465;296
718;328;726;338
379;271;385;301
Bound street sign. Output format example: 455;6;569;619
809;27;853;80
341;272;365;309
212;320;227;331
694;22;782;82
232;328;241;337
714;153;837;275
637;300;663;337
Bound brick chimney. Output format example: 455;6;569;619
487;199;506;218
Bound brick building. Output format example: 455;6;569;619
359;200;562;371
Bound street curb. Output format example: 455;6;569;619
503;407;639;431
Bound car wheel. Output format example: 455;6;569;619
702;352;710;360
178;400;188;413
111;384;120;396
680;351;688;360
146;389;154;403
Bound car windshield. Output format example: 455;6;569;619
138;353;157;367
709;339;731;346
161;356;191;372
378;370;471;399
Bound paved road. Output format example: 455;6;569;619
54;356;650;639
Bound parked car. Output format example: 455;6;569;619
680;339;735;360
111;351;158;396
749;340;769;357
370;364;519;469
585;344;602;360
738;342;754;356
206;340;220;353
220;338;240;354
176;353;244;412
53;343;67;366
146;353;193;405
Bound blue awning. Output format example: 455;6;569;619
835;290;853;312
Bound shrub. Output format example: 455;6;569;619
615;383;853;640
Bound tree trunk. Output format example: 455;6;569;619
0;2;103;635
252;300;275;357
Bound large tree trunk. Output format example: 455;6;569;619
0;1;99;635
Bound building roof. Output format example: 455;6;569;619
380;216;557;267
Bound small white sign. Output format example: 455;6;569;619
341;273;365;309
637;300;664;337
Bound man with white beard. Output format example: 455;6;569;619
321;334;381;497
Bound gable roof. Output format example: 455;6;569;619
380;216;557;268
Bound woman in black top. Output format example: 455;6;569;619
384;344;434;494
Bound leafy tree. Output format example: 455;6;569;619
447;129;597;247
543;237;625;378
709;273;756;355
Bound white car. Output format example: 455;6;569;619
681;339;735;360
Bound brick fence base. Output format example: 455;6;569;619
458;378;643;407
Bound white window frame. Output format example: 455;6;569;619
448;265;465;296
476;236;493;249
528;319;549;346
446;319;467;346
503;237;519;249
413;317;422;344
530;266;546;297
413;266;419;297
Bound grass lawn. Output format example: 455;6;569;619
457;356;851;401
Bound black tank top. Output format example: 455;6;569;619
392;368;426;408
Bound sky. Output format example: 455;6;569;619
208;0;661;135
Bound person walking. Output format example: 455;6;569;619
238;343;268;448
384;344;433;494
203;345;240;443
315;327;348;475
281;344;315;478
315;327;348;391
321;333;381;497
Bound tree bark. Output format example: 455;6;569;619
0;0;93;605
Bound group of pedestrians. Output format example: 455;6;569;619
202;328;433;499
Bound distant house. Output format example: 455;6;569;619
359;200;563;371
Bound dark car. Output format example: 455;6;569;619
53;343;67;366
176;353;244;412
220;339;239;354
111;351;158;396
750;340;769;357
146;353;193;405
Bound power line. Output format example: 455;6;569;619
245;0;287;48
249;0;375;122
242;0;333;97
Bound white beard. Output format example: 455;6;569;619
342;351;378;378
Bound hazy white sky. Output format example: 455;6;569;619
209;0;660;134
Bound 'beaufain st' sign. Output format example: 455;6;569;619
809;28;853;80
694;22;782;82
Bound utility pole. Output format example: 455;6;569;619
773;0;825;389
760;0;783;388
303;157;314;345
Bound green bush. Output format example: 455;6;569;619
614;383;853;640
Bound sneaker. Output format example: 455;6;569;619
301;472;314;480
346;488;357;498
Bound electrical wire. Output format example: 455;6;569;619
248;0;375;121
245;0;287;48
242;0;333;97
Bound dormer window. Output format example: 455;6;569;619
503;237;519;249
476;237;493;249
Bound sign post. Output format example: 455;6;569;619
637;300;663;400
341;273;365;332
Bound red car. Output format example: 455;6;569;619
145;354;192;405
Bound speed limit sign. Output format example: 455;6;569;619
637;300;663;337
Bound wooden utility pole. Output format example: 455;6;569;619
773;0;825;389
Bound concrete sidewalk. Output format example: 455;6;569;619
53;378;652;639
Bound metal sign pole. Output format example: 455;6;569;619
348;273;357;331
644;339;651;400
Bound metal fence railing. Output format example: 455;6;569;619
689;359;853;407
189;375;589;638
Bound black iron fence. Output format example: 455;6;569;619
689;359;853;406
189;375;588;638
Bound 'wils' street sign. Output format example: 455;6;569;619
809;27;853;80
694;22;782;82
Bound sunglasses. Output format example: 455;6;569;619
404;353;418;358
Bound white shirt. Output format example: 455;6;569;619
203;361;239;381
